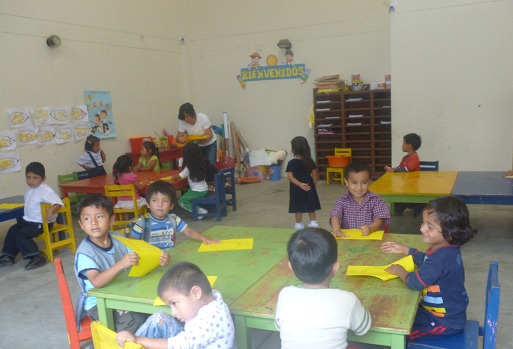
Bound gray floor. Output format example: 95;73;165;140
0;179;511;348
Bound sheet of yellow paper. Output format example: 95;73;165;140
160;176;173;180
0;203;24;209
198;238;254;252
187;135;207;141
335;229;384;240
346;255;414;281
112;236;162;277
153;276;218;305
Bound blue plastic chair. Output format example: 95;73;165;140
420;161;439;171
408;261;500;349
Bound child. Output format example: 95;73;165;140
286;136;321;229
275;228;371;348
0;162;62;270
74;194;168;332
135;141;161;172
76;135;107;177
129;180;219;250
381;196;477;340
384;133;422;173
112;154;148;210
116;261;235;349
330;161;390;237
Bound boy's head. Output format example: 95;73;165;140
344;161;372;201
287;228;339;285
403;133;421;152
157;261;213;323
146;181;177;220
25;162;46;188
101;110;107;118
77;194;114;237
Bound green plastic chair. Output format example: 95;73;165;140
161;161;172;170
58;173;84;205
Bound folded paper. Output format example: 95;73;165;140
346;255;414;281
112;236;162;277
335;229;384;240
198;238;254;252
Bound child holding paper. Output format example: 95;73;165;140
381;196;477;340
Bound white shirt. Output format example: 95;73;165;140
76;150;104;168
177;112;217;147
23;183;63;223
179;167;209;192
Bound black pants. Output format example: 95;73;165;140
1;218;49;259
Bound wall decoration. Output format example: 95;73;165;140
71;105;89;123
17;127;38;146
37;125;56;144
48;106;70;125
32;106;51;126
0;131;16;151
55;126;74;144
0;152;21;174
84;91;116;138
74;123;91;141
8;108;32;128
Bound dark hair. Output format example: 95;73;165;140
146;181;177;204
291;136;315;172
101;110;107;115
182;142;209;182
25;162;45;178
344;161;372;179
85;135;100;152
285;50;294;56
424;196;477;246
287;228;338;284
178;102;196;121
112;154;133;183
157;261;212;297
77;194;114;217
142;141;161;167
403;133;422;151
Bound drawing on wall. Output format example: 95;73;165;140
37;125;56;145
0;152;21;174
8;108;32;128
71;105;89;123
32;107;51;126
55;126;74;144
0;131;16;151
17;127;38;146
74;123;92;141
47;106;70;125
84;91;116;138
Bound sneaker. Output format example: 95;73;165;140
0;254;14;267
197;207;208;215
25;254;47;270
294;222;305;230
308;221;319;228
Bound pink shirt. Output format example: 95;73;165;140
115;173;142;201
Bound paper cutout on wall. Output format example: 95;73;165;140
8;108;32;128
346;255;415;281
0;152;21;174
0;131;17;151
32;107;51;127
37;126;56;144
55;126;75;144
17;127;38;146
47;107;70;125
71;105;89;123
74;123;92;141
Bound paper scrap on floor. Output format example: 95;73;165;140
346;255;414;281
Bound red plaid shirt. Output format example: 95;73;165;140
330;191;391;229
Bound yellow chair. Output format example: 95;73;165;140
104;184;147;231
326;148;352;186
91;321;144;349
39;197;77;262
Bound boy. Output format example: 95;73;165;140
128;181;219;250
116;261;235;349
74;194;166;332
275;228;371;348
384;133;422;173
330;161;390;237
0;162;62;270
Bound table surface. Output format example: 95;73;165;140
370;171;459;196
452;171;513;204
0;195;24;222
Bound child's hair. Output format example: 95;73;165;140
112;154;133;184
344;161;372;179
178;102;196;120
142;141;161;167
101;110;107;116
182;142;209;182
78;194;114;217
95;114;100;120
146;181;177;204
85;135;100;151
403;133;422;151
157;261;212;297
26;162;45;178
291;136;315;172
424;196;477;246
287;228;338;284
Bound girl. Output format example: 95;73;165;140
76;135;106;177
136;141;161;172
112;154;148;210
381;196;477;340
286;136;321;229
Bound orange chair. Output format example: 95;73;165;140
54;257;92;349
326;148;352;186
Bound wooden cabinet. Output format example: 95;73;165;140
313;89;391;178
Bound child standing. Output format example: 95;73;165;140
116;261;235;349
0;162;62;270
330;161;390;237
275;228;371;348
76;135;107;177
381;196;477;340
384;133;422;173
112;154;148;210
286;136;321;229
135;141;161;172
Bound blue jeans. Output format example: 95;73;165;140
135;312;184;339
200;141;218;166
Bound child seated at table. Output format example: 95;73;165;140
74;194;168;332
381;196;477;340
116;261;235;349
330;161;390;237
135;141;161;172
127;180;219;250
275;228;372;349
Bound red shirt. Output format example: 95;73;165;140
398;152;420;172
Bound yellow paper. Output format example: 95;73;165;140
0;203;24;209
187;135;207;141
335;229;384;240
198;238;254;252
160;176;173;180
153;275;218;305
112;236;162;277
346;255;414;281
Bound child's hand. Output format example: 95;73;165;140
299;182;311;191
384;166;394;172
122;252;140;268
385;264;405;275
381;241;408;255
45;208;56;223
202;237;220;245
160;252;170;266
360;225;370;236
117;331;137;347
333;230;349;237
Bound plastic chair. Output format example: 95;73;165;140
54;258;92;349
191;167;237;221
420;161;439;171
408;261;500;349
104;184;147;231
58;173;85;206
91;321;144;349
326;148;352;186
39;197;77;262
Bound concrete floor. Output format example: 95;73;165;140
0;179;511;348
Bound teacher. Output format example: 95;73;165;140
176;102;217;166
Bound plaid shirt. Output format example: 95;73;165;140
330;191;391;229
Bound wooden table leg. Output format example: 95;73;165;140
96;298;115;330
233;314;251;349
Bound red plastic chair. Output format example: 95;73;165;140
54;257;92;348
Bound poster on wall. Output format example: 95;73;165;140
83;91;116;139
0;152;21;174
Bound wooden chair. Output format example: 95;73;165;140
191;167;237;221
326;148;352;186
54;258;92;349
91;321;143;349
420;161;439;171
104;184;147;230
408;261;500;349
39;197;77;262
58;173;85;206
